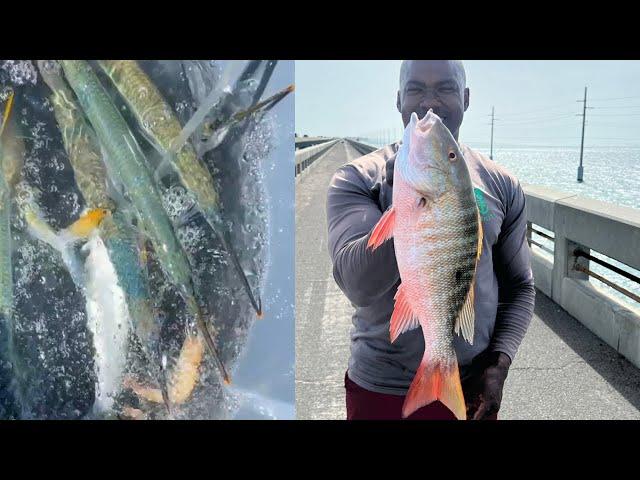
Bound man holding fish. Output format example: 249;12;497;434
327;60;535;420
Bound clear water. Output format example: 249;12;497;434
0;60;294;419
366;140;640;313
482;146;640;313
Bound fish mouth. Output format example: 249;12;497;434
415;110;441;136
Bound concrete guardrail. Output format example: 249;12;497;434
345;138;378;156
295;139;340;177
295;137;337;150
523;184;640;367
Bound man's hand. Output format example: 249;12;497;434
464;351;511;420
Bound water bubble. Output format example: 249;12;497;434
1;60;38;85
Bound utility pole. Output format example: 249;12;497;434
489;106;495;160
577;87;588;183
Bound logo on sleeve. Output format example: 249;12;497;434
474;187;494;222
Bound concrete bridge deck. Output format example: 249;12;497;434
295;139;640;420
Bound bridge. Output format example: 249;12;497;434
295;138;640;420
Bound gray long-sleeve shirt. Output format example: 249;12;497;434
327;142;535;395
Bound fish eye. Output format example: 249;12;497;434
448;152;457;161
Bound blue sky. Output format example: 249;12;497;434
295;61;640;148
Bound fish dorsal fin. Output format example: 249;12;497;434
390;283;420;343
454;281;475;345
367;205;395;251
454;208;483;345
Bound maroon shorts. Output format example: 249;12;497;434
345;371;498;420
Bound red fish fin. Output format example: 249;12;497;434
367;206;395;251
390;283;420;343
454;281;475;345
402;359;466;420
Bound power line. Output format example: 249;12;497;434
591;105;640;109
494;102;578;117
496;113;579;126
589;113;640;116
589;95;640;102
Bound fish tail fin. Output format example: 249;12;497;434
367;206;395;251
402;358;466;420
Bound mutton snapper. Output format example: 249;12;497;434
367;111;483;420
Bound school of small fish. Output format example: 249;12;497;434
0;60;293;419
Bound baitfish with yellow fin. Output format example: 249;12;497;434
37;59;173;410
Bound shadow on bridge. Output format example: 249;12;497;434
534;290;640;411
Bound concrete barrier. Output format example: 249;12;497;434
523;184;640;367
295;137;337;150
344;138;378;156
295;139;340;177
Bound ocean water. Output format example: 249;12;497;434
475;145;640;314
475;145;640;211
0;60;294;420
365;141;640;313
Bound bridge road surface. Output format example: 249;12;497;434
295;140;640;420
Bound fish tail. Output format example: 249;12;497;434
402;357;466;420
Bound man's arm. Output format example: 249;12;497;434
465;178;535;420
490;179;536;360
326;162;399;307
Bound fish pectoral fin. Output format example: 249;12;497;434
454;280;475;345
367;206;396;251
403;359;466;420
389;283;420;343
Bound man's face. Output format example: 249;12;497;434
396;61;469;140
